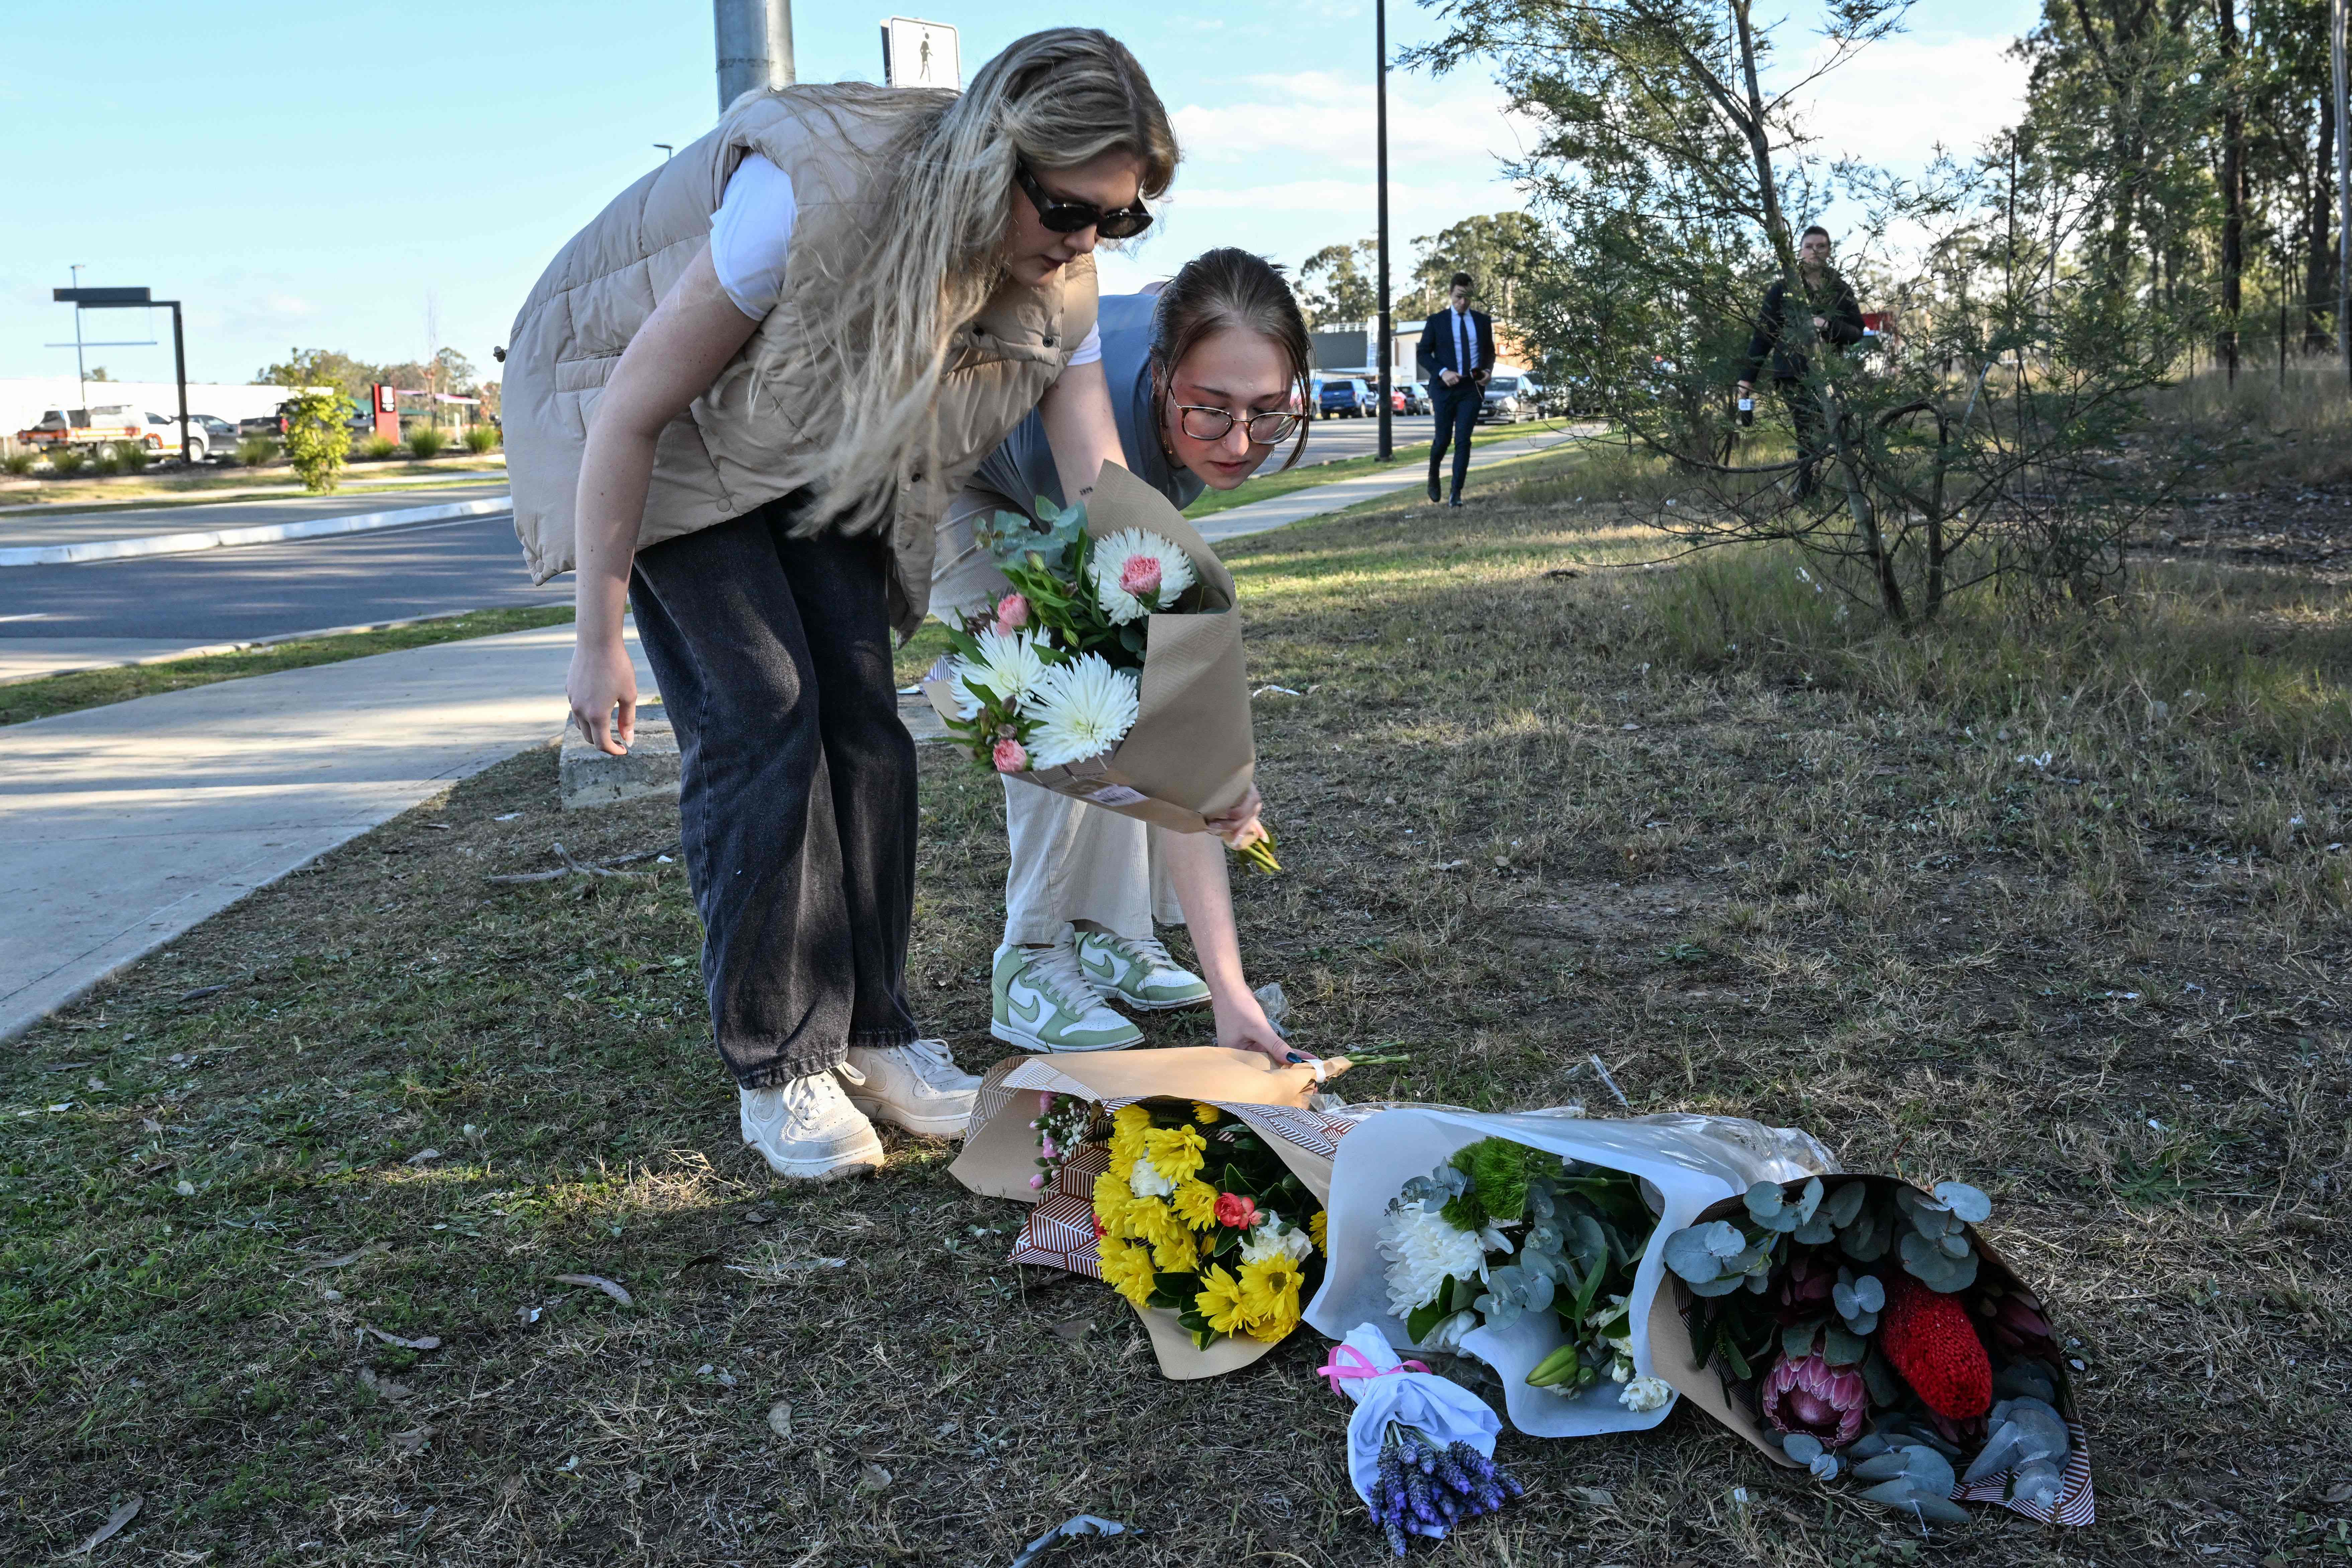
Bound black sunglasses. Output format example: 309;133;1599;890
1015;162;1153;240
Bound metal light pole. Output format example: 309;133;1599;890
2335;0;2349;390
53;287;190;464
716;0;795;114
69;265;87;405
1375;0;1393;460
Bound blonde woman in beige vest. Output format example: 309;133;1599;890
504;30;1254;1183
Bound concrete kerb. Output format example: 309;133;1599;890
0;494;514;567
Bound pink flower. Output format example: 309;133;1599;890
1040;1135;1058;1160
1213;1192;1258;1230
1119;554;1163;603
993;592;1031;632
1028;1174;1046;1190
992;738;1028;773
1761;1352;1868;1448
1038;1091;1057;1113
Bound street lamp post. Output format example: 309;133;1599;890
54;287;190;465
715;0;795;113
1375;0;1393;461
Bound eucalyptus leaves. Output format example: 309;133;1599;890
1663;1177;1991;1301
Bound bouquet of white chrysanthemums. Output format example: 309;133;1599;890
926;462;1276;870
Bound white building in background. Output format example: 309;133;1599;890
0;378;300;442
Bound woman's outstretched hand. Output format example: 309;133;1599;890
567;636;638;756
1213;989;1291;1066
1202;785;1267;852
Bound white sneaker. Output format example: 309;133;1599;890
842;1038;981;1138
991;936;1143;1053
739;1073;884;1181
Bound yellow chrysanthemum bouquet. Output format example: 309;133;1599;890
1091;1101;1328;1350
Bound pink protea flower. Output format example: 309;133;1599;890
1119;554;1163;603
993;592;1031;632
1037;1091;1057;1114
1028;1174;1046;1190
992;737;1028;773
1213;1192;1258;1230
1761;1352;1868;1448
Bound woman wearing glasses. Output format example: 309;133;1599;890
504;30;1177;1182
932;248;1311;1063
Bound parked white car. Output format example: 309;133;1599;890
148;411;238;462
1476;374;1542;425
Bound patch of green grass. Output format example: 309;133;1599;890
0;604;574;726
2;449;2345;1563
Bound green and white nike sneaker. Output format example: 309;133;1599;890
1075;930;1212;1012
992;939;1142;1053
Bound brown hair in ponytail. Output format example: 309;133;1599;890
1148;248;1315;473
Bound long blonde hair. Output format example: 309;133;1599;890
771;29;1177;535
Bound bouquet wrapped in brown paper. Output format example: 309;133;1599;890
1650;1174;2094;1526
950;1047;1360;1378
922;461;1271;863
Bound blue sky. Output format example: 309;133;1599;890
0;2;2041;389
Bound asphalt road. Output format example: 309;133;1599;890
0;512;556;644
0;414;1520;651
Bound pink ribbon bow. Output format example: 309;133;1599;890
1317;1343;1431;1396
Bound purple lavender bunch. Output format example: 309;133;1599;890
1362;1425;1525;1555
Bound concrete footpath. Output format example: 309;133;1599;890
0;482;512;566
0;624;655;1042
0;429;1578;1041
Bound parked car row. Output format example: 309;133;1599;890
1302;374;1591;424
1308;377;1438;419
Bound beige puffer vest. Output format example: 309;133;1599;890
503;89;1098;635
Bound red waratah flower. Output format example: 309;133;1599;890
1882;1275;1993;1420
1213;1192;1258;1230
1761;1352;1868;1448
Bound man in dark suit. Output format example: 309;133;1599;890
1416;271;1497;507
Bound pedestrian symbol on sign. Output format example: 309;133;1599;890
881;17;959;90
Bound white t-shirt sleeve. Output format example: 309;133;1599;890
709;154;797;321
1053;321;1103;378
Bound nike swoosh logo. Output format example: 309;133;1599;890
1003;978;1048;1026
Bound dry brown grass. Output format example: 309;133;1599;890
3;451;2347;1564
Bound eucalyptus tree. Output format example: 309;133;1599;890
1411;0;2205;622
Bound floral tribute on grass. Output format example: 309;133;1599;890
1378;1138;1671;1412
1662;1175;2091;1526
1320;1324;1525;1558
923;464;1277;871
1093;1101;1325;1349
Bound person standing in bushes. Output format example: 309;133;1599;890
504;30;1260;1183
1736;224;1865;502
931;249;1307;1059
